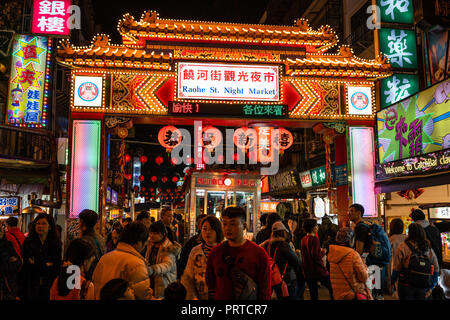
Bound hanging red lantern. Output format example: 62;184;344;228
170;157;179;165
133;186;139;192
141;187;146;192
201;125;222;150
217;154;225;163
234;127;257;150
185;157;193;165
166;188;171;193
139;175;144;182
149;188;154;192
158;125;183;151
161;176;168;183
155;156;164;166
124;154;131;163
151;176;157;183
124;174;132;180
172;176;179;183
139;155;148;164
272;127;293;151
233;153;240;161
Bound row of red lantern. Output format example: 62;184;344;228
125;175;180;183
124;155;165;166
158;125;293;153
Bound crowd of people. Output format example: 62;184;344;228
0;203;449;301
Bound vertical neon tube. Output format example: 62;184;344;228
70;120;101;218
349;127;377;218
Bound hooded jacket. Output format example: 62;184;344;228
261;237;302;284
5;227;25;259
92;242;153;300
328;244;372;300
145;237;182;298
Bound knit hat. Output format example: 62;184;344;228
336;227;354;244
272;221;288;233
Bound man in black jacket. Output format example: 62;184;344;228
255;213;282;245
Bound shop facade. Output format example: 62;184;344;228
56;11;392;235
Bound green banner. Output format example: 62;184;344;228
380;74;419;109
377;0;414;24
379;28;417;69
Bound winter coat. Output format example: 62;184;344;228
392;241;439;279
5;227;25;259
328;244;372;300
261;237;303;284
389;234;407;258
0;236;21;300
318;217;338;246
92;242;153;300
255;227;272;245
19;234;61;300
177;233;201;278
145;238;182;298
300;235;329;279
180;244;209;300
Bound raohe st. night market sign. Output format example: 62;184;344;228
177;62;279;101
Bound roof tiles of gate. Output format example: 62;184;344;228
56;11;392;80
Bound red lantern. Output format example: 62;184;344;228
170;157;179;165
133;186;139;192
172;176;179;183
149;188;154;192
151;176;157;183
124;154;131;163
141;187;146;192
161;176;168;183
166;188;171;193
233;153;240;161
217;155;225;163
185;157;193;165
125;174;132;180
139;175;144;182
158;125;182;150
272;127;293;150
139;155;148;164
155;156;164;166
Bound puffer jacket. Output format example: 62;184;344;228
328;244;372;300
180;244;208;300
92;242;153;300
145;238;182;298
261;237;302;284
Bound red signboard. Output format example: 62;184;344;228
196;177;256;188
32;0;71;37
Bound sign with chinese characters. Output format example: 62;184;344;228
177;62;279;101
32;0;71;37
0;197;19;215
378;0;414;24
269;170;298;192
380;74;419;109
6;35;50;127
379;28;417;69
346;86;373;115
334;164;348;186
299;170;312;188
111;189;118;205
195;177;257;188
310;165;336;187
429;207;450;220
168;101;287;118
73;75;103;107
260;202;279;213
377;79;450;163
375;148;450;180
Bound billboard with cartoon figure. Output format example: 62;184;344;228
377;79;450;164
6;34;50;127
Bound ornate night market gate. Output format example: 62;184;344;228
56;11;392;233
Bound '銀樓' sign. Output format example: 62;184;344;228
32;0;71;37
177;62;279;102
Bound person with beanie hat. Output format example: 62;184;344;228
328;228;373;300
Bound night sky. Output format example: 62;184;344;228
93;0;270;42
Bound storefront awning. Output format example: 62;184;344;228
375;172;450;194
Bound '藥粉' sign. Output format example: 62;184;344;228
177;62;279;102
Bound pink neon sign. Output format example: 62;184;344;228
32;0;71;36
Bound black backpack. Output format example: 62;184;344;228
405;242;432;288
222;241;258;300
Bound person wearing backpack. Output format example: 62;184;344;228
261;221;303;300
349;204;392;300
391;223;440;300
205;206;271;300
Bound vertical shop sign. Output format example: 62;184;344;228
379;28;417;69
32;0;71;37
377;0;414;24
380;74;419;109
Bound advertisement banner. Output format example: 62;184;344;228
177;62;279;101
299;170;312;188
379;28;417;69
32;0;71;37
6;35;49;127
0;197;20;215
427;27;449;85
377;79;450;164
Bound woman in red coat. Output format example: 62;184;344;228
300;219;333;300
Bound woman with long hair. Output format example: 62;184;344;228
391;223;440;300
181;215;223;300
50;238;96;300
19;213;62;300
